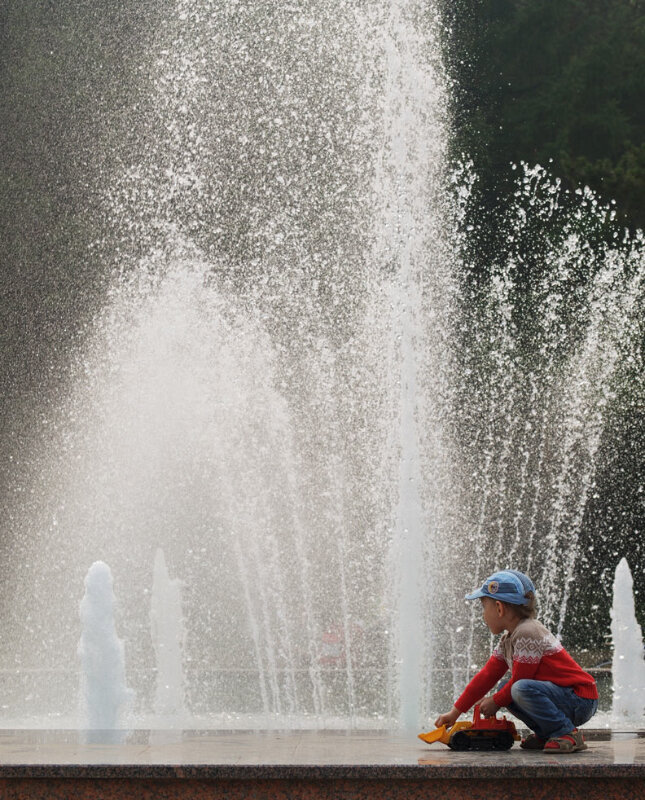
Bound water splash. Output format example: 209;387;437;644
453;163;645;684
151;549;186;721
369;0;454;729
611;558;645;723
78;562;131;742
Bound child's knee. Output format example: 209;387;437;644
510;679;533;705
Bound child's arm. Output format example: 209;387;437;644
433;654;507;727
454;653;508;714
479;695;499;717
435;706;461;728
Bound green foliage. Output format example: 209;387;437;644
442;0;645;230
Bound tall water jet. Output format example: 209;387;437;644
611;557;645;724
151;549;186;722
373;0;455;729
78;562;131;741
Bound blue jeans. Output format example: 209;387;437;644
503;679;598;740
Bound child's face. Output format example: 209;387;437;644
480;597;505;634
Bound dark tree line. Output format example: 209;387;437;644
441;0;645;231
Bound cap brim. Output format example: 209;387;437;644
464;589;485;600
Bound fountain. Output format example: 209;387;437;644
78;561;131;741
611;558;645;724
0;0;643;735
151;549;186;723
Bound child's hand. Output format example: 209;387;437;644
434;706;460;728
479;696;499;718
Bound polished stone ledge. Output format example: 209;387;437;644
0;730;643;800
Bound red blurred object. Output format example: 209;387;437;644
319;628;345;667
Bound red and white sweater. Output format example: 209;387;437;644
455;618;598;713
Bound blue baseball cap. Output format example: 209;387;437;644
506;569;535;596
465;570;533;606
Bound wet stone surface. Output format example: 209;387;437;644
0;729;642;777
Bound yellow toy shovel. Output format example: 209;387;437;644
418;720;473;745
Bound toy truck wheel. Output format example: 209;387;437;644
492;731;515;750
448;731;471;751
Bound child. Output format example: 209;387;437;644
435;569;598;752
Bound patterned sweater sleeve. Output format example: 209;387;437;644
492;624;547;708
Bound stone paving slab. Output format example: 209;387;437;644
0;729;642;773
0;730;643;800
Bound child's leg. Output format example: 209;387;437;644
504;699;545;737
509;679;597;740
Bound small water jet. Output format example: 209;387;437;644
151;549;186;723
78;561;132;742
611;558;645;724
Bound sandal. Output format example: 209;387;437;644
544;729;587;753
520;733;546;750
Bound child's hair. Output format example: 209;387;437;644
503;591;536;619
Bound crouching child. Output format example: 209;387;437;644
435;569;598;752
